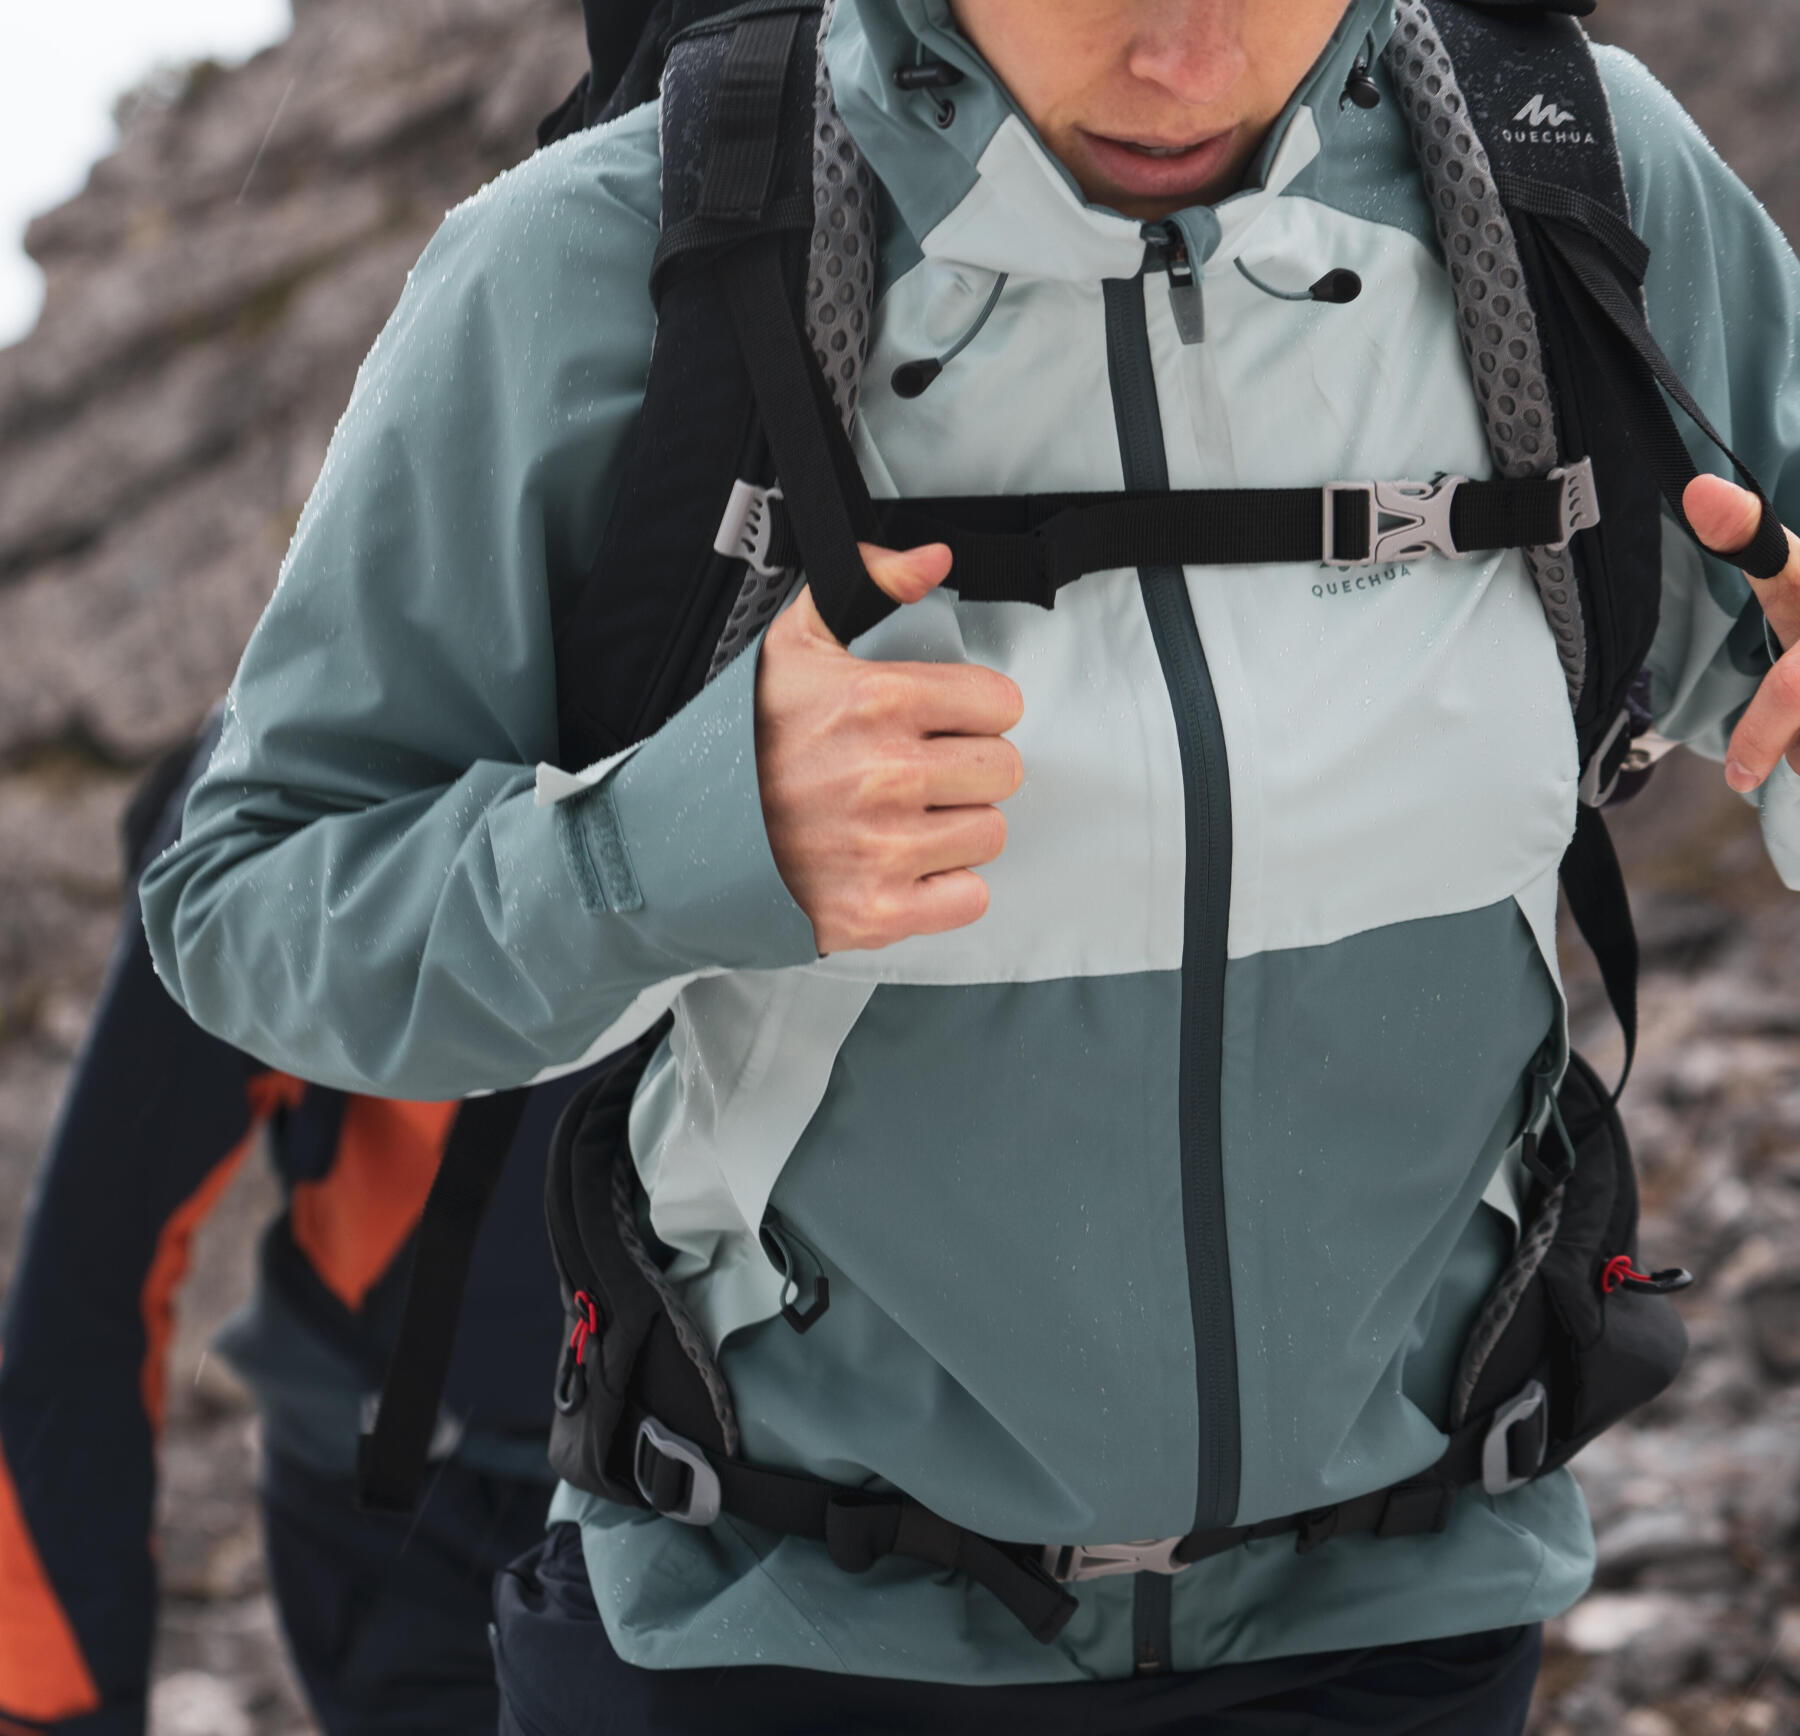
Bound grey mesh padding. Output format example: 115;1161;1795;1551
707;0;876;679
1384;0;1586;706
613;1152;741;1456
1449;1177;1565;1428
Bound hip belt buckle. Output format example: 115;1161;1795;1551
1043;1535;1187;1584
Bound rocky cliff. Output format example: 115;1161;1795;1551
0;1;1796;1731
0;0;582;1253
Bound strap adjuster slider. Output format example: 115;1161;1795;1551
1547;456;1601;551
713;480;788;576
634;1417;723;1526
1480;1379;1549;1496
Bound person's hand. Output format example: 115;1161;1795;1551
755;544;1024;954
1684;476;1800;793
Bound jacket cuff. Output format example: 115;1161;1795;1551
555;639;818;968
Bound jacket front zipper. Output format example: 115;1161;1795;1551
1147;220;1206;345
1103;271;1241;1533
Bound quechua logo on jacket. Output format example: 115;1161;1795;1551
1502;95;1598;146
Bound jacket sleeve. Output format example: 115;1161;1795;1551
139;107;817;1097
1599;48;1800;886
0;871;287;1734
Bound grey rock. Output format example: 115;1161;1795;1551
1746;1282;1800;1381
1595;1507;1733;1578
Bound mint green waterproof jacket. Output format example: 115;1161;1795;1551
144;0;1800;1683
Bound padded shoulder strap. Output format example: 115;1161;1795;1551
1389;0;1785;763
1381;8;1626;1093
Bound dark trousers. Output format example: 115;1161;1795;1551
493;1522;1543;1736
260;1450;553;1736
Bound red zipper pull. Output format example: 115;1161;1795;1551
569;1290;600;1365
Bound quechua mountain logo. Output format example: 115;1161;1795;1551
1502;94;1599;145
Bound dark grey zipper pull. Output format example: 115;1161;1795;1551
760;1215;831;1333
1149;223;1205;345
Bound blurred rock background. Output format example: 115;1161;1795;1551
0;0;1792;1730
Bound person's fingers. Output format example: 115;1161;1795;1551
918;735;1025;808
905;806;1010;877
901;662;1026;738
893;867;992;939
1684;475;1800;650
1724;643;1800;791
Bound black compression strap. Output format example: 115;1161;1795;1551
1501;176;1789;583
629;1421;1078;1641
698;12;802;220
1560;801;1639;1098
719;235;891;642
1175;1404;1493;1565
356;1090;531;1514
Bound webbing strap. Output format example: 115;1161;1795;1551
1559;802;1639;1098
1501;175;1789;583
1174;1406;1492;1565
632;1414;1078;1641
719;234;887;642
866;477;1573;606
356;1090;531;1513
631;1382;1514;1637
698;12;801;220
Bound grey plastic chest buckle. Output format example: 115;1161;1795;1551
634;1417;723;1526
1481;1379;1549;1496
713;480;786;577
1323;476;1467;568
1043;1535;1187;1583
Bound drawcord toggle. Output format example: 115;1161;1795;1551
1600;1256;1695;1296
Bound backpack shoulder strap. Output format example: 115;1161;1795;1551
553;0;880;765
1385;0;1784;1095
1388;0;1786;772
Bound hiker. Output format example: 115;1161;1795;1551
141;0;1800;1729
0;728;581;1736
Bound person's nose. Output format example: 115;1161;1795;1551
1124;0;1248;110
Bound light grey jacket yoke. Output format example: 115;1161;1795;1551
143;0;1800;1683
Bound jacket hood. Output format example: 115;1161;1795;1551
828;0;1399;282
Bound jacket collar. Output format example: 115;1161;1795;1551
828;0;1398;281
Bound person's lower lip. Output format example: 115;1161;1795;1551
1081;129;1235;199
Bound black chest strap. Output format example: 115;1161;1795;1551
729;467;1598;613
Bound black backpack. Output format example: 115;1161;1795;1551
359;0;1782;1640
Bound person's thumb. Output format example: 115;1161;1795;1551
1684;474;1766;559
785;542;954;649
860;540;953;606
